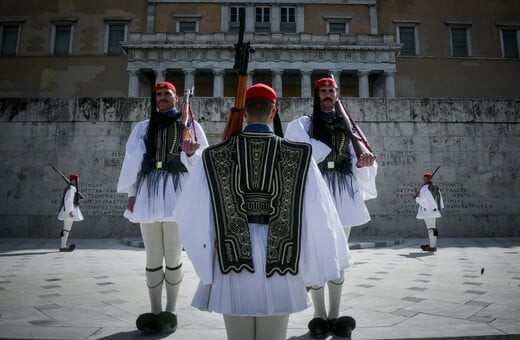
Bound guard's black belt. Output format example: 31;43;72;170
247;215;270;224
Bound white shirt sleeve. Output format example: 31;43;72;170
416;185;438;210
117;120;149;197
180;120;209;172
173;159;215;285
285;116;332;163
63;186;76;213
350;143;378;200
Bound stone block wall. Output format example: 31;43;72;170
0;97;518;238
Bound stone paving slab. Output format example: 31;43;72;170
0;237;519;340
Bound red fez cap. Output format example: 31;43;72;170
153;81;176;93
423;173;433;178
69;173;79;180
246;83;276;104
315;77;338;89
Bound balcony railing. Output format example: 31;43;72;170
123;32;398;50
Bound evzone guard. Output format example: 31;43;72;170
56;172;83;252
174;83;352;340
117;81;208;333
286;77;378;338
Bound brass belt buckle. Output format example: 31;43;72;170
327;161;335;169
156;161;162;169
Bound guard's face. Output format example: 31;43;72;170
318;85;339;112
155;89;178;112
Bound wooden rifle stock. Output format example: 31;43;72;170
52;166;85;199
330;74;373;159
221;8;253;141
181;87;196;142
335;101;371;160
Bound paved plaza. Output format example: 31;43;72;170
0;237;519;339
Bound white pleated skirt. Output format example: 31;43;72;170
124;170;187;224
191;223;311;316
324;172;371;228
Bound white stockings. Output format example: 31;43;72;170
223;314;289;340
140;221;183;314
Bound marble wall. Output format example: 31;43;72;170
0;97;518;238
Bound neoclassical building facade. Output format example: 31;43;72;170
124;1;400;98
1;0;518;98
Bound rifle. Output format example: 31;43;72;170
180;86;197;142
221;7;255;141
52;166;85;199
330;74;373;159
413;164;441;199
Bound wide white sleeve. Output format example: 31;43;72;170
299;159;352;287
173;159;215;285
285;117;331;163
63;187;75;214
350;144;378;201
117;121;149;197
415;186;437;210
180;120;209;172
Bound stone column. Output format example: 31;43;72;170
184;68;195;92
271;5;280;32
272;68;283;97
146;3;156;33
213;68;224;97
247;70;254;87
331;70;342;89
128;69;139;98
369;5;378;34
296;5;305;33
301;69;312;98
221;4;229;32
384;70;396;98
358;69;370;98
154;68;166;83
245;5;255;32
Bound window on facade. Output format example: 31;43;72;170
229;6;245;32
107;24;125;55
450;27;469;57
1;25;19;56
179;21;197;32
329;22;346;34
502;29;519;58
255;7;270;32
53;24;72;55
399;26;417;56
281;7;296;33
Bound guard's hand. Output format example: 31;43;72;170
69;212;74;218
127;196;136;213
182;140;200;157
356;152;377;168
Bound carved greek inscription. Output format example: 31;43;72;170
395;180;488;216
377;151;416;167
51;183;126;216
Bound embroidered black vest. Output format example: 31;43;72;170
141;119;188;174
428;183;442;211
202;131;311;277
310;114;353;175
